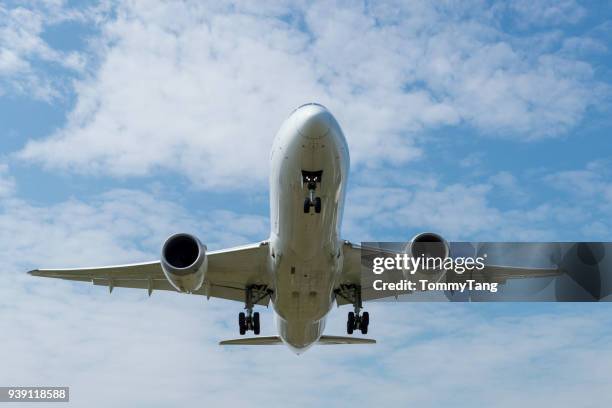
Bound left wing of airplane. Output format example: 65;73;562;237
29;241;271;305
338;240;561;304
338;241;409;303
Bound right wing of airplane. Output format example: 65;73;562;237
29;241;271;305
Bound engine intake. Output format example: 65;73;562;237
408;232;449;260
161;233;207;292
163;234;201;270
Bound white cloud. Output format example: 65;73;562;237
0;188;268;271
561;36;608;56
344;182;545;240
15;0;608;189
343;165;612;242
507;0;587;27
545;160;612;206
0;2;98;100
0;163;15;197
488;170;529;203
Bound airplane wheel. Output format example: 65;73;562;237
303;198;311;214
347;312;355;334
239;312;246;335
360;312;369;334
253;312;260;335
314;197;321;213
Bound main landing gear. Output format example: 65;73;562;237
302;170;322;214
238;311;259;335
238;285;272;335
334;284;370;335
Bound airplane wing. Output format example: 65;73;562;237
28;242;271;305
338;241;561;304
338;241;409;304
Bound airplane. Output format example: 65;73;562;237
28;103;561;354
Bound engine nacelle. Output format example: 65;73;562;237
407;232;450;261
161;233;207;293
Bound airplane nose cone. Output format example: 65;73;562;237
295;103;331;139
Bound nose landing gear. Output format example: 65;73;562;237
302;170;323;214
304;196;321;214
335;284;370;335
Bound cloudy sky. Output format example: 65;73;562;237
1;0;611;406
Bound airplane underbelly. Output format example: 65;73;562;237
267;103;349;350
276;315;326;351
273;259;335;320
271;252;337;350
276;130;343;254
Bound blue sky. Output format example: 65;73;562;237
1;1;612;407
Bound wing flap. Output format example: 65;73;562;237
201;284;268;306
92;278;174;292
478;264;560;282
28;261;164;279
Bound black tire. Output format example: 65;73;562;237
360;312;370;334
304;198;311;214
314;197;321;213
253;312;260;335
239;312;246;335
347;311;355;334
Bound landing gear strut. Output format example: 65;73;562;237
334;284;370;335
302;171;322;214
238;285;272;335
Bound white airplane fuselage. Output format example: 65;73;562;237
268;104;350;353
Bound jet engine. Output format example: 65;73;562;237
554;242;610;301
161;233;207;293
407;232;450;260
